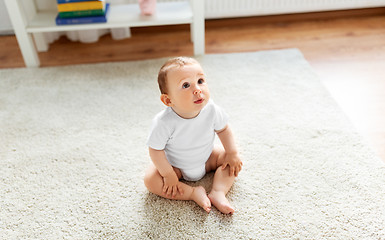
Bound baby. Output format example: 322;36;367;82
144;57;242;214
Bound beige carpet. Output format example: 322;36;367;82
1;49;385;239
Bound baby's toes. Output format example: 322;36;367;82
203;200;211;213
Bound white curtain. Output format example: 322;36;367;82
41;28;131;45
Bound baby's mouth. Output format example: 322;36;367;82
194;98;204;104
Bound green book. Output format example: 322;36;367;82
58;9;105;18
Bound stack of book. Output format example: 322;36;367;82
56;0;109;25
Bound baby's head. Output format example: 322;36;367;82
158;57;200;94
157;57;210;119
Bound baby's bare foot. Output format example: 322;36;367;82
191;186;211;213
208;190;234;214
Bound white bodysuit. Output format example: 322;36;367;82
147;99;228;181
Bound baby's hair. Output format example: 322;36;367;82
158;56;200;94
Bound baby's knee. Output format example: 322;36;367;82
143;167;158;191
143;172;152;190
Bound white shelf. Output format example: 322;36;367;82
5;0;205;67
27;2;193;33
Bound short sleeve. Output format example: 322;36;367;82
213;103;229;131
147;117;170;150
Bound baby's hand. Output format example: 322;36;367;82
162;172;184;198
222;152;243;177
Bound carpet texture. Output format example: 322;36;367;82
1;49;385;239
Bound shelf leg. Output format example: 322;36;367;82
190;23;194;43
191;0;205;55
4;0;40;67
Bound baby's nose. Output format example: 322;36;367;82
193;88;202;95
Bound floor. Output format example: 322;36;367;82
1;8;384;161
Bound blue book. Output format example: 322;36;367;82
56;3;109;25
56;0;97;3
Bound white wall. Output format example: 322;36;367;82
0;0;13;34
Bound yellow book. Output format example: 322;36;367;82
58;0;105;12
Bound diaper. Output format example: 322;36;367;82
180;164;206;181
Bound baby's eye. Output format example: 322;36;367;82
182;82;190;89
198;78;205;84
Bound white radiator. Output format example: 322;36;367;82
34;0;385;19
204;0;385;19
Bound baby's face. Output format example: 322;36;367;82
164;63;210;119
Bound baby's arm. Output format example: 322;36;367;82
216;125;243;177
148;147;184;197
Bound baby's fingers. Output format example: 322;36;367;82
166;186;173;196
177;184;184;196
230;166;235;176
222;162;229;170
162;185;168;193
234;166;241;177
171;186;178;198
236;164;243;176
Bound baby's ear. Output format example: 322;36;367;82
160;94;172;106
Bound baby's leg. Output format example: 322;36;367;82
205;147;235;214
144;163;211;212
